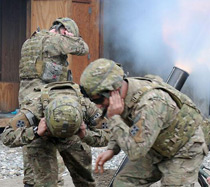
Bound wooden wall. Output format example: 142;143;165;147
28;0;101;83
70;0;101;83
29;0;72;35
0;0;26;112
0;2;2;81
0;0;26;82
0;0;102;112
0;82;19;113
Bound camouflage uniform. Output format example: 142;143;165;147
2;81;110;187
18;18;89;186
107;77;208;186
80;58;208;187
19;28;89;104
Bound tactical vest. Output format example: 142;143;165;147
40;81;104;129
40;81;84;110
19;30;68;82
130;77;203;158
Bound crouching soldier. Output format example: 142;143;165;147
80;58;208;187
2;81;110;187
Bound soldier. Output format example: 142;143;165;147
80;58;208;186
18;17;89;186
2;81;109;187
19;17;89;105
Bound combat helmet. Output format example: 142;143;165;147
80;58;125;97
51;17;79;37
45;95;83;138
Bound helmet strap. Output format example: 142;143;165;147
54;23;63;34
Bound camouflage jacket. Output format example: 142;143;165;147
107;77;208;160
2;82;109;148
19;30;89;81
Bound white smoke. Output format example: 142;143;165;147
103;0;210;116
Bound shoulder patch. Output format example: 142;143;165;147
16;120;25;128
130;119;144;143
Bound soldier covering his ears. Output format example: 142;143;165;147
80;58;208;186
11;17;89;187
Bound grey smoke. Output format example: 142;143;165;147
103;0;210;116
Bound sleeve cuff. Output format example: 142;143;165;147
107;146;121;155
25;127;36;141
80;130;92;142
108;115;122;129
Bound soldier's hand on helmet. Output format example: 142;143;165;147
207;176;210;185
64;30;74;37
77;121;87;139
107;91;124;118
49;28;73;37
50;29;57;33
37;118;48;136
94;150;114;174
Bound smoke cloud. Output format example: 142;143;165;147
103;0;210;116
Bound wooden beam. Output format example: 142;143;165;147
0;1;2;81
26;0;32;38
0;82;19;113
99;0;104;57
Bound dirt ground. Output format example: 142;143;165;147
0;170;116;187
0;169;201;187
94;169;116;186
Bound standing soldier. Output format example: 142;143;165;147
18;17;89;187
80;58;208;186
2;81;110;187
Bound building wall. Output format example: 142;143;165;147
0;0;26;112
0;0;26;82
0;0;102;112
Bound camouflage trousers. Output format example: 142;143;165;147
26;135;95;187
22;146;65;186
113;150;205;187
